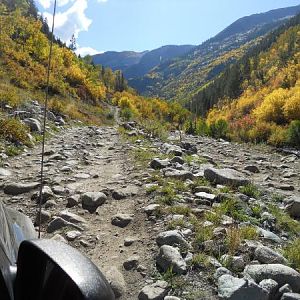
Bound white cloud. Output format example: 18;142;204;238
43;0;92;42
76;47;102;56
97;0;108;3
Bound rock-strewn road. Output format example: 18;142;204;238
0;125;158;299
1;124;300;300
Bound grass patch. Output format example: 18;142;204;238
191;252;210;268
240;225;259;240
5;145;24;156
194;226;214;244
168;205;191;216
239;183;261;199
284;239;300;272
132;148;157;167
167;219;186;230
269;205;300;236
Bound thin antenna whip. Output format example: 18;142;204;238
38;0;57;238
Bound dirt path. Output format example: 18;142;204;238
0;125;157;299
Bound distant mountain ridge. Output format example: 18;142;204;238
128;4;300;101
92;45;195;79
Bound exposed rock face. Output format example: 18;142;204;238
204;167;250;186
217;274;268;300
244;264;300;292
156;245;187;275
4;182;40;195
164;169;194;181
138;280;169;300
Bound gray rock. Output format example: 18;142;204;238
164;297;181;300
284;197;300;218
170;156;185;165
281;293;300;300
123;256;139;270
280;284;293;295
164;169;194;181
257;227;282;243
163;143;183;156
47;217;83;233
59;210;86;225
34;210;51;225
67;195;80;207
23;118;42;132
52;185;66;195
195;192;216;201
112;190;127;200
144;204;160;216
156;230;189;248
56;116;65;126
221;255;245;272
111;214;133;228
204;167;250;187
214;267;232;280
81;192;107;213
259;279;278;299
65;230;81;241
138;280;169;300
244;264;300;292
150;158;170;170
255;246;288;265
31;186;54;203
104;266;126;299
218;275;268;300
4;182;39;195
244;165;260;173
156;245;187;275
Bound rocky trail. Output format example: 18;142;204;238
1;121;300;300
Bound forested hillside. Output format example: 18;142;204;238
0;0;188;150
130;5;300;103
198;13;300;147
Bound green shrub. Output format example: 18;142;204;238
287;120;300;147
196;118;209;136
0;118;30;145
120;107;133;121
208;119;228;139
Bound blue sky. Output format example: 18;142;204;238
36;0;300;56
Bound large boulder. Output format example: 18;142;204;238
218;274;268;300
254;246;288;265
4;182;40;195
284;197;300;218
244;264;300;292
281;293;300;300
81;192;107;213
204;167;250;187
156;245;187;275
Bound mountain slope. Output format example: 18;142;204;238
92;45;195;80
130;4;300;102
202;13;300;146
